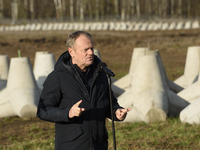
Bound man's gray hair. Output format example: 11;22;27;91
66;31;92;49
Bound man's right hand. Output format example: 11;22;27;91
69;100;85;118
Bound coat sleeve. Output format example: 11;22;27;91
36;72;72;123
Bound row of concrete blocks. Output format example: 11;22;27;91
1;48;200;125
113;46;200;124
0;51;55;118
0;20;200;32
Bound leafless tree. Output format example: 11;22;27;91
30;0;34;20
171;0;174;16
178;0;182;17
70;0;74;21
136;0;140;18
187;0;191;18
121;0;126;21
54;0;63;20
95;0;99;21
0;0;3;18
80;0;84;21
114;0;119;16
11;0;18;24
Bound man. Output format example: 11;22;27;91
37;31;130;150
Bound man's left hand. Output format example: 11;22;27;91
115;108;131;121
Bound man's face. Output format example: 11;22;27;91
69;34;94;71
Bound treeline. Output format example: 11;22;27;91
0;0;200;24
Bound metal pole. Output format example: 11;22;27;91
108;76;117;150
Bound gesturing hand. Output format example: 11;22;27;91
69;100;85;119
115;108;131;121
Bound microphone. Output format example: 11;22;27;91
97;62;115;77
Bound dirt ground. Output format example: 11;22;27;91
1;29;200;146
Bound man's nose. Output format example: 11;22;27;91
88;49;94;55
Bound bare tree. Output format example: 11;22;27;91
147;0;152;18
0;0;3;18
54;0;63;20
178;0;182;17
187;0;191;18
162;0;168;17
130;0;135;16
100;0;104;20
30;0;34;20
126;0;131;20
80;0;84;21
62;0;66;17
136;0;140;18
114;0;119;16
121;0;126;21
23;0;28;19
95;0;99;21
11;0;18;24
171;0;174;16
70;0;74;21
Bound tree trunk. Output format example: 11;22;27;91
0;0;3;18
106;0;110;16
100;0;104;20
162;0;168;18
121;0;126;21
130;0;135;16
95;0;99;21
70;0;74;21
30;0;34;20
126;0;131;20
80;0;84;21
136;0;140;18
178;0;182;17
171;0;174;16
54;0;63;20
87;0;92;20
147;0;152;18
62;0;66;17
23;0;28;19
11;0;18;24
187;0;191;18
114;0;118;16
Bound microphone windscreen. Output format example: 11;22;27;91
97;62;107;71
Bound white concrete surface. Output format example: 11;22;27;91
184;21;191;29
180;97;200;124
177;72;200;103
174;46;200;88
33;51;55;91
113;47;149;90
118;50;189;123
0;55;9;80
6;57;40;118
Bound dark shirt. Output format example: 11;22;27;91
71;61;93;96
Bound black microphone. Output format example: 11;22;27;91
97;62;115;77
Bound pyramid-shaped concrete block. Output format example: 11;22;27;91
118;50;189;123
1;57;40;118
33;51;55;91
113;47;149;91
174;46;200;88
0;55;9;80
0;88;16;118
180;97;200;124
177;72;200;103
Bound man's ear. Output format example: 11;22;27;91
68;47;74;57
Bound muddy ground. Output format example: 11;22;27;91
1;29;200;146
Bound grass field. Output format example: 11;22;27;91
1;29;200;149
1;117;200;150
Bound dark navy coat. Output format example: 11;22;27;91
37;51;122;150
